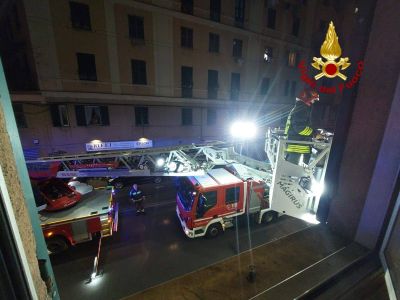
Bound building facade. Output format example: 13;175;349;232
1;0;338;155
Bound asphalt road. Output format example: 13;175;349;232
50;180;313;300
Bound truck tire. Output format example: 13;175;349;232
206;223;222;238
261;211;278;224
46;236;69;254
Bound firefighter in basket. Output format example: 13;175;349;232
284;88;321;165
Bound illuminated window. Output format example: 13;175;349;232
288;51;297;67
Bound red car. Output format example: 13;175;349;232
36;179;82;211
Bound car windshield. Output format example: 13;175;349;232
177;177;196;212
40;180;71;200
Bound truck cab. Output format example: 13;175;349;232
176;168;246;238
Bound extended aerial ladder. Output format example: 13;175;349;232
26;141;271;179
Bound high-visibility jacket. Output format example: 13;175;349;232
284;100;313;154
129;188;143;202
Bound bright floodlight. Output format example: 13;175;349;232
156;158;165;167
230;121;257;139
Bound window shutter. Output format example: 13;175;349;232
100;106;110;126
75;105;86;126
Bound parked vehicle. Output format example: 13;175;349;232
40;188;118;253
35;178;82;211
176;165;274;238
67;180;93;195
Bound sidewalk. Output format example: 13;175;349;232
122;225;367;300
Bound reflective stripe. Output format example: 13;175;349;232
299;127;312;136
287;144;311;154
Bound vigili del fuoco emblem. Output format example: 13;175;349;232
311;21;350;80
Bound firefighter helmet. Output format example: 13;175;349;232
297;88;319;105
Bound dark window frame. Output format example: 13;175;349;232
208;70;219;99
232;39;243;58
69;1;91;31
230;73;240;101
181;66;193;98
76;53;97;81
75;105;109;126
260;77;270;95
181;27;193;48
284;80;290;96
210;0;221;22
207;108;217;125
292;16;300;37
267;7;276;29
12;104;27;128
131;59;147;85
290;81;297;97
50;104;70;127
128;15;144;40
234;0;245;27
135;106;149;126
181;0;193;14
209;33;220;53
182;108;193;126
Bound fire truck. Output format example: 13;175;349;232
26;128;331;240
176;129;332;238
39;188;118;253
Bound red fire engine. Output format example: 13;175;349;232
39;188;118;253
176;165;275;238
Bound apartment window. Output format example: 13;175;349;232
231;73;240;100
128;15;144;40
181;0;193;14
234;0;245;27
207;108;217;125
208;70;218;99
69;1;91;30
267;8;276;29
288;51;298;67
181;27;193;48
290;81;297;97
135;107;149;126
131;60;147;85
75;105;109;126
76;53;97;81
225;186;240;204
232;39;243;58
292;17;300;36
209;33;220;53
210;0;221;22
264;47;273;62
181;66;193;98
182;108;193;125
12;104;27;128
284;80;290;96
260;77;270;95
50;104;70;127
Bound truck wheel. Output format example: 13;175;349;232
261;211;278;224
206;223;222;238
46;236;69;254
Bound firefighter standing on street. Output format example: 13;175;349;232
129;184;145;215
284;88;320;165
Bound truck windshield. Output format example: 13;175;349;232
177;177;196;211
